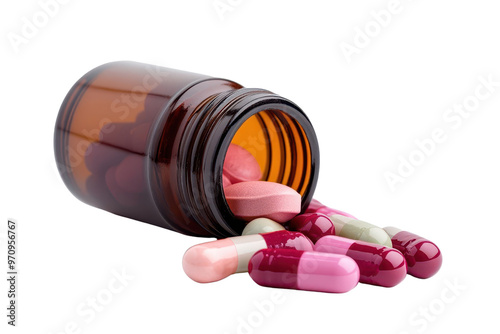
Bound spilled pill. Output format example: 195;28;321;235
242;218;285;235
315;235;407;287
306;199;357;219
182;230;313;283
224;181;301;223
305;200;391;246
287;213;335;243
223;143;262;184
384;227;442;279
248;248;360;293
329;214;392;247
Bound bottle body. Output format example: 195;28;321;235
54;61;319;238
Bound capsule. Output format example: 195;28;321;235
328;214;392;247
305;200;390;246
248;248;360;293
305;199;357;218
242;218;285;236
287;213;335;243
182;230;313;283
315;235;407;287
384;227;442;279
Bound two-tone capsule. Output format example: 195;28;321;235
287;213;336;243
384;227;442;279
305;199;357;218
306;199;392;247
242;218;285;235
315;235;407;287
248;248;360;293
182;230;313;283
329;214;392;247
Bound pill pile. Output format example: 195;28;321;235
183;144;443;293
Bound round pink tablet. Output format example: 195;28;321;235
223;144;262;184
224;181;301;223
222;174;232;188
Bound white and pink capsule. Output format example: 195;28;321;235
182;230;313;283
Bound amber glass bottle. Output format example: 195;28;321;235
54;61;319;238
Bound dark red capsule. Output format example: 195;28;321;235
315;235;407;287
384;227;442;279
287;213;335;243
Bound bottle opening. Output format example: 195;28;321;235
198;93;319;237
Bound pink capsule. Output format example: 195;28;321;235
182;230;313;283
248;248;359;293
287;213;335;243
223;143;262;184
384;227;442;279
315;235;407;287
305;199;357;219
224;181;301;223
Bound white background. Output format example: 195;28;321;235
2;0;499;333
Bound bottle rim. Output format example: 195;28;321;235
182;88;319;237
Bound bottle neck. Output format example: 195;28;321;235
178;88;320;238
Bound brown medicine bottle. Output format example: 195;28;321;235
54;61;320;238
